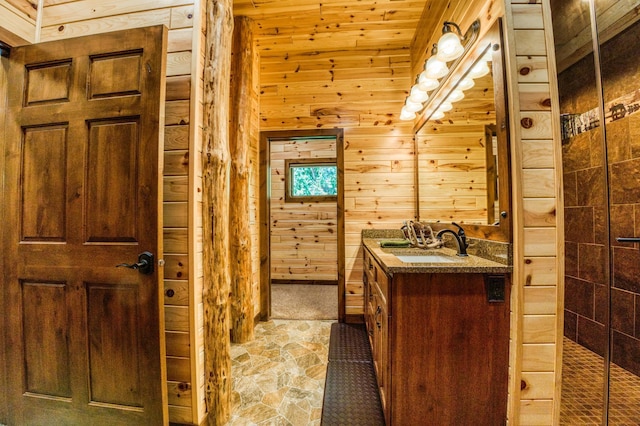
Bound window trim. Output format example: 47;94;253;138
284;157;338;203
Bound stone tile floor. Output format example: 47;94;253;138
0;320;332;426
225;319;334;426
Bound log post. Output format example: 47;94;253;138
229;16;256;343
202;0;233;424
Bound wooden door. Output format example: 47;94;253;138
2;26;167;425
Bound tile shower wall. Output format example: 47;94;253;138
559;21;640;376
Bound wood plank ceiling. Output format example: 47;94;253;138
233;0;430;127
233;0;429;54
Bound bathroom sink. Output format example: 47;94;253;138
395;254;464;263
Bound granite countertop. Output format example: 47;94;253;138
362;237;513;275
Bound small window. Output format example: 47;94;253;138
285;158;337;202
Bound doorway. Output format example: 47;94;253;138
552;1;640;423
259;129;345;321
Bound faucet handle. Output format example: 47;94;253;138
451;222;468;247
451;222;464;235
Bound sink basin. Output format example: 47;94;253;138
395;254;464;263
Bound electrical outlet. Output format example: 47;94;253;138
486;275;505;303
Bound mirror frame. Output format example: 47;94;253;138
413;19;511;242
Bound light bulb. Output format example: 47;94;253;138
448;89;465;103
400;106;417;121
409;86;429;103
431;110;445;120
436;32;464;62
439;101;453;112
418;71;439;92
404;98;423;113
425;56;449;79
468;60;490;78
457;77;475;91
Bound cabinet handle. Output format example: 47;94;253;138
617;237;640;243
375;306;382;329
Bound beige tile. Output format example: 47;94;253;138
225;319;333;426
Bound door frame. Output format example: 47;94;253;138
0;44;9;425
259;128;346;322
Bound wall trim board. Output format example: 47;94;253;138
504;0;564;423
271;279;338;286
541;1;565;424
503;4;526;421
188;1;203;423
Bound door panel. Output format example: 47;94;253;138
3;26;167;425
87;284;142;407
21;125;67;241
86;119;139;242
22;281;71;398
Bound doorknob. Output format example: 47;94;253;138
116;251;154;275
616;237;640;243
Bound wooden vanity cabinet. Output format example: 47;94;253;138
363;248;510;425
364;248;390;421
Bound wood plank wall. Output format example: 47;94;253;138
0;0;35;44
417;124;490;223
250;0;563;419
504;1;563;424
2;0;566;423
38;1;207;424
270;138;338;282
404;0;563;422
259;47;415;314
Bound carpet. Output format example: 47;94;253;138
271;283;338;320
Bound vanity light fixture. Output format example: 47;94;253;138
468;59;491;78
403;97;424;112
424;44;449;79
409;86;429;103
428;43;492;123
418;72;440;92
400;106;417;121
399;19;481;121
448;89;465;103
457;77;475;91
436;22;465;62
431;110;445;120
439;101;453;112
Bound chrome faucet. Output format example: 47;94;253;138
436;222;469;256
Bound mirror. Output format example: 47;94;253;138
414;20;511;241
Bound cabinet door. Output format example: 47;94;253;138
391;273;510;425
364;273;375;342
